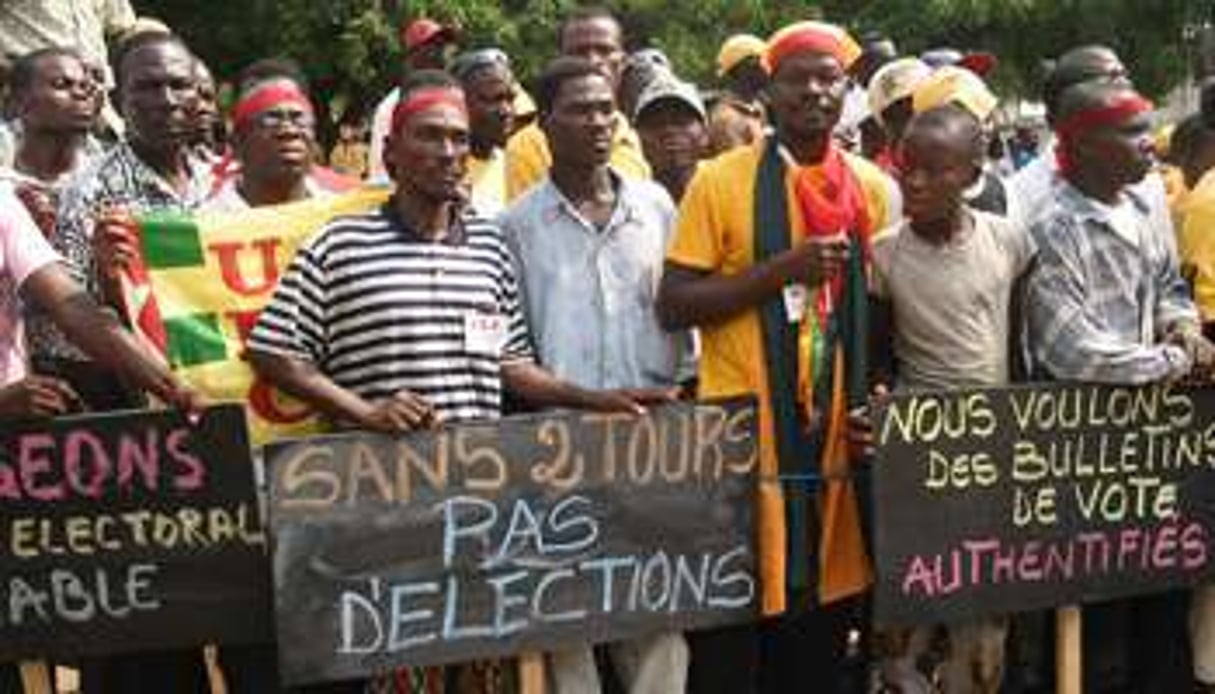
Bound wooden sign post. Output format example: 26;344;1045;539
1056;606;1081;694
266;398;761;687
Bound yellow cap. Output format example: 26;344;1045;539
912;65;998;121
717;34;766;77
868;57;931;123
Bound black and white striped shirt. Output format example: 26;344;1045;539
248;206;533;424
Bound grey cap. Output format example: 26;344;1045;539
633;72;706;122
451;48;511;82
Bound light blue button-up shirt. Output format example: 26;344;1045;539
499;172;692;389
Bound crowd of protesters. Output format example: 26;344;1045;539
4;2;1215;694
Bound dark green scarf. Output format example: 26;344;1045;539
753;136;870;610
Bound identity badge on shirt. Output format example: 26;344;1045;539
464;312;508;356
782;284;807;324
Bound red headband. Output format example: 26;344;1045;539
1054;94;1154;175
232;81;313;130
1055;94;1154;140
390;87;466;133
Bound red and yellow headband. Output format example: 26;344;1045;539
390;86;467;134
763;21;862;74
231;79;313;130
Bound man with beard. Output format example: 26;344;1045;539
1026;81;1215;694
657;20;899;694
453;48;515;216
1;47;103;235
634;71;709;203
499;57;690;690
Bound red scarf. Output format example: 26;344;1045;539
791;144;872;319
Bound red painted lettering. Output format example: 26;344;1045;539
1182;522;1208;570
65;430;111;498
166;428;205;491
248;376;312;425
116;429;160;493
20;433;63;501
208;238;282;297
225;308;262;349
0;457;19;498
901;555;935;597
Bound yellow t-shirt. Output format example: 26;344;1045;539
1162;164;1189;230
1181;168;1215;323
667;140;897;615
504;113;650;201
467;149;507;218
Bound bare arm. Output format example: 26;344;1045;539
22;264;197;410
655;234;850;331
248;350;436;432
502;361;673;415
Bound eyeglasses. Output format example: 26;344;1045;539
253;108;315;131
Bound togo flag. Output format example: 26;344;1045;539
121;187;390;444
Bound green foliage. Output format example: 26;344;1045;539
137;0;1203;133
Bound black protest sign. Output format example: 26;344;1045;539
0;405;271;659
267;398;759;686
872;383;1215;626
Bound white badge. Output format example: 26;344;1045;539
782;284;807;324
464;312;508;356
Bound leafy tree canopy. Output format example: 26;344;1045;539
138;0;1205;129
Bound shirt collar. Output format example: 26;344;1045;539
538;167;639;232
1057;178;1151;248
115;139;211;206
378;198;469;245
1057;178;1150;223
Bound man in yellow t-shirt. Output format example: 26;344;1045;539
657;20;900;694
504;6;648;201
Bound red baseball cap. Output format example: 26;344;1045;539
958;51;998;78
401;18;455;52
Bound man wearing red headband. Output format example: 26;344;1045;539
657;20;900;694
206;74;356;211
26;29;216;694
1025;81;1215;694
367;17;460;181
249;74;665;692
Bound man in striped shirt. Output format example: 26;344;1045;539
249;69;657;435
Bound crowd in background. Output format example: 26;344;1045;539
5;2;1215;694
